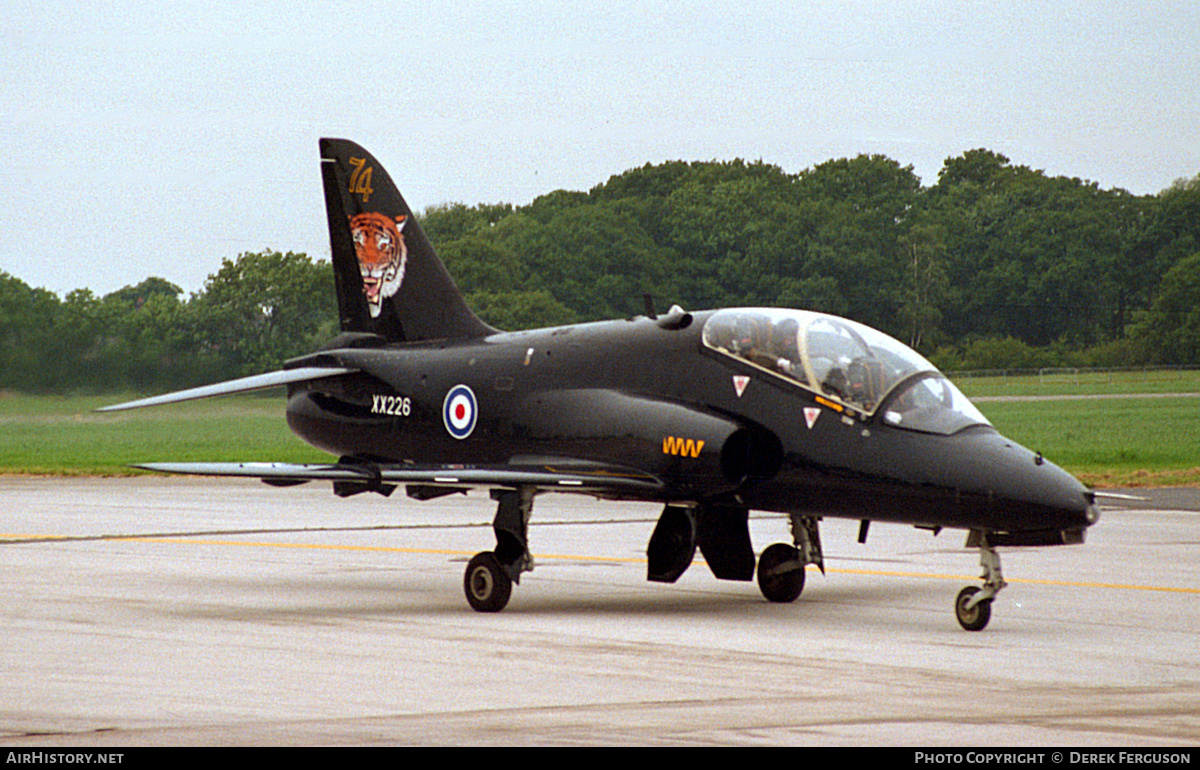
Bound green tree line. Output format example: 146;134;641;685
3;148;1200;394
0;251;336;393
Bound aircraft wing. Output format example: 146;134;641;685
132;461;664;497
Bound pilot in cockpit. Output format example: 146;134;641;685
769;318;802;381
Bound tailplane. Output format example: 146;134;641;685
319;138;494;342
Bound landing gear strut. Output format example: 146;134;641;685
756;514;823;603
955;532;1007;631
463;487;534;613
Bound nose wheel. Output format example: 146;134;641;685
954;586;992;631
955;535;1007;631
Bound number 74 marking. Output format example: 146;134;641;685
347;157;374;203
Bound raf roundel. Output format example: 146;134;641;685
442;384;478;440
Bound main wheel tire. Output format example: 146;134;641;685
756;542;806;603
955;585;992;631
464;551;512;613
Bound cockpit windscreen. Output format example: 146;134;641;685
701;308;990;435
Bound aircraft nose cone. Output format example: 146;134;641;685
947;428;1097;536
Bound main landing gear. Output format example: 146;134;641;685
755;517;1012;631
955;532;1008;631
463;488;534;613
756;513;824;603
464;551;512;612
464;496;829;612
461;494;1009;631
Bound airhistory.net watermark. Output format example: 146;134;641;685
6;755;124;765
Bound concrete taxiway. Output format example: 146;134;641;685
0;477;1197;746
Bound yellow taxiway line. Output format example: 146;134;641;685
6;531;1198;596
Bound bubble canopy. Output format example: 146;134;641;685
701;308;990;435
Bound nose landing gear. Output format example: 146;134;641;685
955;534;1007;631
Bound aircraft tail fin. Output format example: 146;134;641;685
319;138;494;342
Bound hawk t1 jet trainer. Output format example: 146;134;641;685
102;139;1099;630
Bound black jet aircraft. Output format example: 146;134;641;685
102;139;1100;630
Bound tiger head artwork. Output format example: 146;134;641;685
349;212;408;318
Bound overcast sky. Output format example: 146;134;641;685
3;0;1198;298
